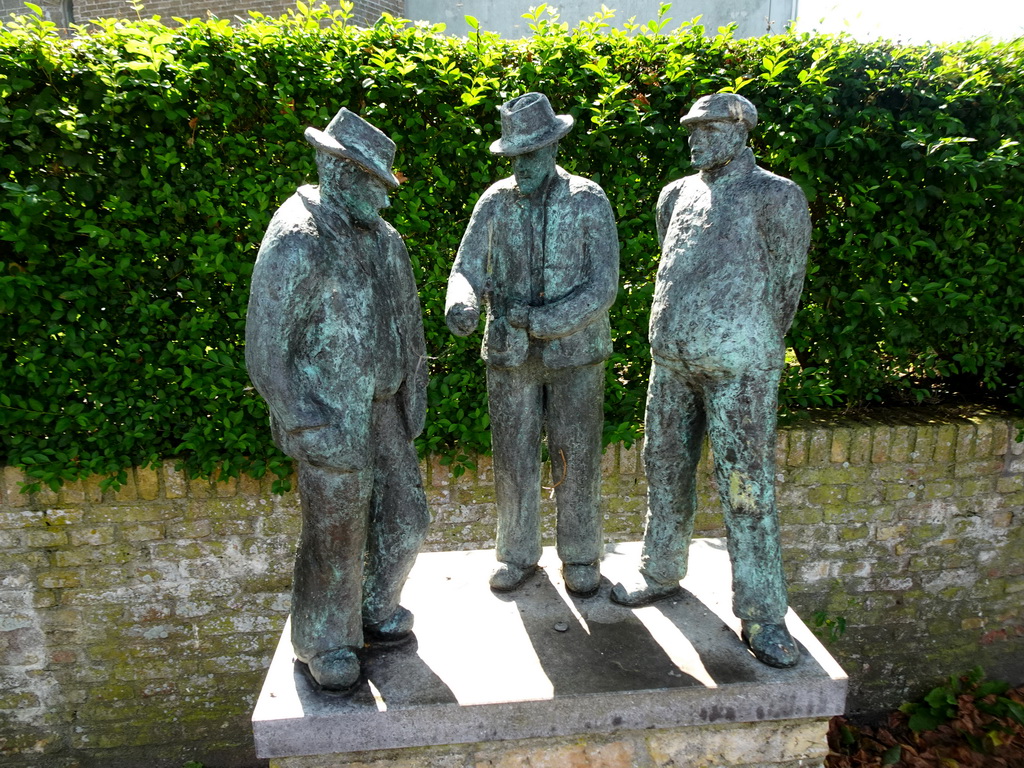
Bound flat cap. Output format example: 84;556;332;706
681;93;758;131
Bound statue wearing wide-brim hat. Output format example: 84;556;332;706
489;92;575;156
304;107;401;188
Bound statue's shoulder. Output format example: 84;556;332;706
750;165;807;202
558;167;607;199
265;186;320;239
657;176;693;209
479;176;518;201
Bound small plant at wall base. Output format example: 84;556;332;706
827;669;1024;766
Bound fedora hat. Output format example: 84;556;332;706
490;93;574;156
681;93;758;131
305;107;400;188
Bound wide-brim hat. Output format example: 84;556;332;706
305;107;400;188
490;92;574;156
681;93;758;131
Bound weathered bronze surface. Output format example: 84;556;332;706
445;93;620;596
611;94;811;669
246;108;429;691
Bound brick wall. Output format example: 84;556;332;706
59;0;402;27
1;413;1022;766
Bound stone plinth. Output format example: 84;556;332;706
253;540;847;767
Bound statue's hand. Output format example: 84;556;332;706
506;302;530;330
446;303;480;337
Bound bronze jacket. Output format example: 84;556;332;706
245;186;427;470
446;166;619;369
650;148;810;374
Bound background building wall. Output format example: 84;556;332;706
1;413;1022;766
404;0;797;38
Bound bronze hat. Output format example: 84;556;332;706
681;93;758;131
490;93;574;156
305;107;401;188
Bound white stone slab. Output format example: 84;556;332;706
253;539;847;758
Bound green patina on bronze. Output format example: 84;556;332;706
445;93;620;597
610;94;812;670
245;108;430;692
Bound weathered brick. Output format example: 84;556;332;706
823;505;891;524
83;473;106;503
3;466;29;504
188;476;215;499
955;422;977;463
121;524;165;543
238;472;262;497
845;484;881;506
889;426;914;463
37;569;81;589
990;420;1010;456
871;426;891;464
59;479;87;505
933;424;958;462
996;475;1023;494
823;427;847;464
786;429;807;466
808;428;831;465
163;463;188;499
884;484;918;502
110;471;138;502
23;529;69;548
957;477;995;497
806;485;845;505
954;458;1005;478
69;525;117;547
135;467;160;501
921;481;955;500
213;471;238;498
849;428;872;465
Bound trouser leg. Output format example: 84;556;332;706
290;461;372;662
705;368;788;622
487;364;544;567
362;397;432;625
546;362;605;566
640;359;706;585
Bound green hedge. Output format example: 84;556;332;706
1;3;1022;491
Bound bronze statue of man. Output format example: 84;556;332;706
611;93;811;669
245;108;430;691
446;93;619;596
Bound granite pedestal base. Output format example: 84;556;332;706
253;540;847;767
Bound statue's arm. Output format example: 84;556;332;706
445;195;491;337
246;225;375;470
245;229;326;431
656;180;684;248
528;191;620;340
765;183;812;333
391;233;429;440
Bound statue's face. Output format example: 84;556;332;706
687;120;747;171
512;143;558;195
344;172;390;228
320;157;390;228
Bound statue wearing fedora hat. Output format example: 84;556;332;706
246;107;430;692
610;93;811;669
446;93;619;596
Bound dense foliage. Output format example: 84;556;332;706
2;2;1022;490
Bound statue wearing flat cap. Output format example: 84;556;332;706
446;93;620;596
611;93;811;669
245;108;430;692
